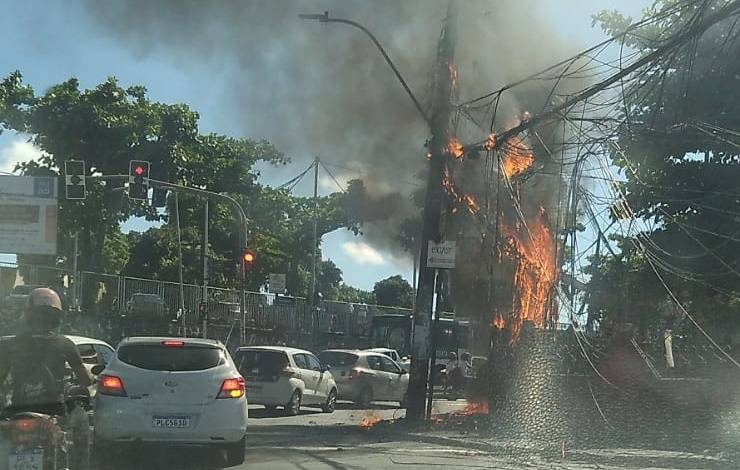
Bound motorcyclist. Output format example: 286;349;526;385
0;287;93;468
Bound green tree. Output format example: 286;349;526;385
373;275;414;308
586;1;740;336
336;284;376;304
0;73;362;293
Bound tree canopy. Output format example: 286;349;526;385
585;1;740;337
0;72;367;295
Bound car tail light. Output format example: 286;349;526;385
162;340;184;347
13;419;39;432
99;374;127;397
218;377;245;399
278;367;298;378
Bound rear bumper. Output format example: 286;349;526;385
94;396;247;444
245;378;300;406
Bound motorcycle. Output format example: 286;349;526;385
0;385;91;470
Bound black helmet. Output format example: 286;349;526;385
448;351;458;361
24;287;62;332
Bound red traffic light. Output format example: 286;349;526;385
242;249;256;265
133;165;145;176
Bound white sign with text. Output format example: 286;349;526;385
426;240;456;269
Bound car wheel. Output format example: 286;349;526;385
223;436;246;467
358;387;373;408
322;388;337;413
285;390;302;416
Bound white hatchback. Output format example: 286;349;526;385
93;337;248;466
233;346;337;415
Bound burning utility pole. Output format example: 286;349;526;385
406;2;458;422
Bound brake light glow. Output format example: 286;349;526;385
218;377;245;399
13;419;39;432
99;374;127;397
162;340;184;347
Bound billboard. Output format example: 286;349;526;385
0;176;58;255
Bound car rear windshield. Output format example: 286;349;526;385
117;344;224;371
234;350;288;379
318;351;358;367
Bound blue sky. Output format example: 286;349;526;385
0;0;649;290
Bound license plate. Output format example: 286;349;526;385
8;448;43;470
152;416;191;428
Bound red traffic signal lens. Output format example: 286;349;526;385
242;250;255;264
133;165;145;176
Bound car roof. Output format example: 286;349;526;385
320;349;360;354
65;335;114;349
237;345;313;355
366;348;395;353
120;336;223;347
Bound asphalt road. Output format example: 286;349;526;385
97;399;735;470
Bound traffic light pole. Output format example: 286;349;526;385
86;174;250;342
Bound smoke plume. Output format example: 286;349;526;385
80;0;587;260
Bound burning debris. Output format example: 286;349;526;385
501;136;535;179
442;166;479;215
491;313;506;330
446;137;465;160
359;413;383;430
459;398;490;416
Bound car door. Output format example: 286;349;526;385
293;353;318;404
306;354;329;402
380;356;406;401
365;354;391;400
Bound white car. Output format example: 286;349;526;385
66;335;115;372
320;350;409;407
233;346;337;415
93;337;247;466
365;347;411;370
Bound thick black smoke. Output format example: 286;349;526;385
80;0;587;260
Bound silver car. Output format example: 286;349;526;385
318;350;408;408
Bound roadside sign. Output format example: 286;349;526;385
268;273;287;293
0;176;57;255
427;240;456;269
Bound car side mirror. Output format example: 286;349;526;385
322;365;331;373
91;364;105;375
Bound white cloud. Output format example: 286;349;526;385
319;174;351;193
0;140;45;174
341;241;386;266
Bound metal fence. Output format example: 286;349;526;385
2;265;413;349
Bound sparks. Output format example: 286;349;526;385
491;313;505;329
484;133;496;152
448;62;458;92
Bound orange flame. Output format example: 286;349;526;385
500;207;557;342
442;167;479;215
359;414;382;430
459;398;490;416
502;136;534;178
484;133;496;152
491;313;505;329
446;137;465;160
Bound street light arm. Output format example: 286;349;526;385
299;12;430;126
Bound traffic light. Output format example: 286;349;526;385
128;160;150;201
242;249;256;269
64;160;86;200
